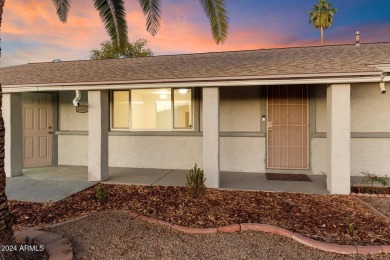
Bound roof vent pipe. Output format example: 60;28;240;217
73;90;81;106
355;31;361;47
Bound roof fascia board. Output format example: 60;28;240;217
2;76;382;93
1;71;381;88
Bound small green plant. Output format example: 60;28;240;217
347;224;355;237
95;186;110;202
186;164;206;197
361;171;389;193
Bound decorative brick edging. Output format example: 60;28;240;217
351;192;390;198
14;229;73;260
130;211;390;255
353;197;390;224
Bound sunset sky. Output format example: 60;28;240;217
1;0;390;67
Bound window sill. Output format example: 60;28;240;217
109;131;202;136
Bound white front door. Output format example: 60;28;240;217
22;93;53;168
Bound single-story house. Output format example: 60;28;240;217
1;42;390;195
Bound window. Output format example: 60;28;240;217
173;88;192;129
132;88;172;130
111;88;193;130
112;91;129;128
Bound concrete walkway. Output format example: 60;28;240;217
106;167;330;194
5;166;335;203
7;166;373;202
6;166;98;202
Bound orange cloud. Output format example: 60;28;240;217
2;0;107;51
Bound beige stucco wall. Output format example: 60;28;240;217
58;135;88;165
312;83;390;176
311;137;390;176
219;86;261;132
315;85;327;133
56;87;268;171
109;136;203;169
310;138;327;175
108;136;266;172
316;83;390;132
57;135;267;172
220;137;265;172
58;91;88;131
59;87;263;132
351;83;390;132
56;85;390;176
351;138;390;176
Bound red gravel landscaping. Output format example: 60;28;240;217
8;184;390;246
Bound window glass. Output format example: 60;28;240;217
131;88;172;130
112;91;129;128
174;88;192;129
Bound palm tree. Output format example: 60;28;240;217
0;2;17;259
0;0;228;258
308;0;337;45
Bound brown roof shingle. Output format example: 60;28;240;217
1;42;390;86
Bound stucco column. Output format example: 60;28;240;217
3;93;23;177
88;90;109;181
202;87;220;188
327;84;351;194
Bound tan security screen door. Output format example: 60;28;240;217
23;93;53;168
267;85;309;169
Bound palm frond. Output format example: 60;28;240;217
51;0;70;23
138;0;161;36
199;0;228;45
93;0;128;51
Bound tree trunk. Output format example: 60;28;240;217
320;27;324;45
0;1;19;259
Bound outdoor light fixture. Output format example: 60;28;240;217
73;90;81;106
379;82;386;94
380;72;390;94
178;89;189;94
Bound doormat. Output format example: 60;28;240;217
265;173;312;182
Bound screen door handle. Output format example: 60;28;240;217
267;121;273;130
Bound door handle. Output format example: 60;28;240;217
267;121;273;131
48;131;53;134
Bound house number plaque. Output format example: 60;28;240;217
76;105;89;113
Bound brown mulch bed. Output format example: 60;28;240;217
8;184;390;246
265;173;312;182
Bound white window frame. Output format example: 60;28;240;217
110;88;194;131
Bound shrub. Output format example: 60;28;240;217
95;186;110;202
186;164;206;197
347;223;355;237
361;171;389;194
